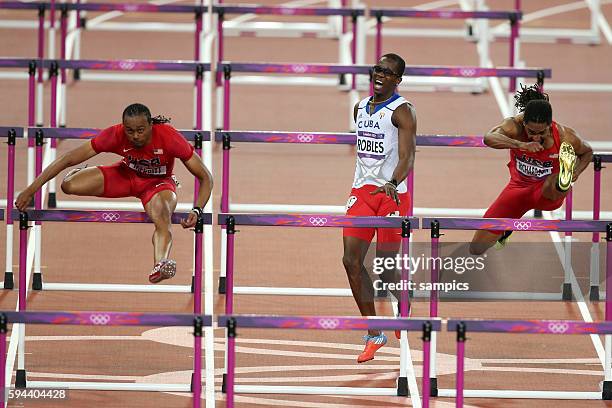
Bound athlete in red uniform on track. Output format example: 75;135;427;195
470;84;592;255
15;103;213;283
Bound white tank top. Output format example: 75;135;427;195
352;94;410;193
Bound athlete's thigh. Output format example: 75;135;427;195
343;187;376;244
144;189;177;225
61;166;106;196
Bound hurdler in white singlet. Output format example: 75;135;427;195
352;94;411;194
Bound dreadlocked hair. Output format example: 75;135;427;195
514;83;552;124
122;103;171;124
151;115;171;124
514;83;549;111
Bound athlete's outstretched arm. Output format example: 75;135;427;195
15;141;98;211
563;126;593;181
180;152;213;228
484;118;542;152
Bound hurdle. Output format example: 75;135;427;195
1;127;23;290
10;210;209;392
489;0;605;45
0;58;211;205
422;218;612;397
219;314;441;406
589;153;612;300
369;8;522;93
12;209;211;294
0;311;210;402
219;213;415;397
219;63;551;130
449;316;612;402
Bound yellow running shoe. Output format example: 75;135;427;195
557;142;576;192
494;230;513;250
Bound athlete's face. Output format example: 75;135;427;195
372;57;402;97
123;114;153;147
523;121;550;144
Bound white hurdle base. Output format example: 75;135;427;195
437;388;602;399
235;385;399;396
27;381;191;392
41;282;193;293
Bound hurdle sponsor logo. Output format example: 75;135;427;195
345;196;357;211
460;68;477;77
101;212;121;222
118;61;137;71
317;318;340;329
89;313;111;325
515;154;553;178
309;216;328;227
513;221;532;230
547;321;570;334
297;133;314;143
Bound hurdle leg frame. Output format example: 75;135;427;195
17;212;29;388
429;220;440;396
562;189;573;301
604;224;612;399
397;220;411;396
4;129;17;289
222;215;236;393
590;155;602;301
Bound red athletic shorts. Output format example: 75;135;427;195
484;179;565;219
343;184;411;244
98;163;176;206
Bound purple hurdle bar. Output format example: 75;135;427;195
218;315;440;408
214;5;364;88
216;130;485;211
218;214;418;315
421;217;611;233
218;62;550;130
0;311;209;406
449;316;612;407
371;9;522;84
12;209;212;225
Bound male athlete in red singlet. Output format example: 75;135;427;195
469;84;592;255
15;103;213;283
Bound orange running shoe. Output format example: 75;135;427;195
149;259;177;284
357;333;387;363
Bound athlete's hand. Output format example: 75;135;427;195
14;188;34;212
181;211;198;229
519;141;544;153
370;183;400;206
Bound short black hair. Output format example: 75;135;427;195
514;83;552;124
122;103;170;124
381;53;406;77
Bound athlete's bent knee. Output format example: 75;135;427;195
342;254;361;274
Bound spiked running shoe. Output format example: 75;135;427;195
494;230;513;250
557;142;576;192
149;259;177;284
357;333;387;363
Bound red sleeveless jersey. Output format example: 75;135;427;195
508;121;561;184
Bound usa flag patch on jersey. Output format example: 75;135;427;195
153;148;164;155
